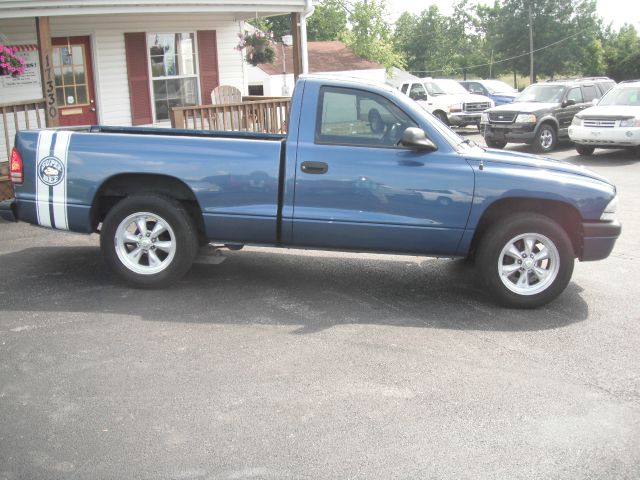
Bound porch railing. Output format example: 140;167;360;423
1;99;46;180
170;97;291;134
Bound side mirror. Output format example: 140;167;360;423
591;98;599;106
399;127;437;151
562;99;576;108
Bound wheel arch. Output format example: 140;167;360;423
468;197;582;260
90;173;205;239
535;117;559;135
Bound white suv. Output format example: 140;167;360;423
569;80;640;156
399;78;494;128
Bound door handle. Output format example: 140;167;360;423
300;161;328;174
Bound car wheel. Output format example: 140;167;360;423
576;144;595;156
485;138;507;149
435;111;449;126
100;194;198;288
476;213;574;308
533;124;557;153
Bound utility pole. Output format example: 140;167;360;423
528;0;535;84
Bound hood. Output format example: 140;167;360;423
491;93;517;101
488;101;558;113
474;147;613;186
443;92;492;103
577;105;640;118
428;93;465;107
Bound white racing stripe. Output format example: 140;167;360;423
51;131;72;230
35;130;54;228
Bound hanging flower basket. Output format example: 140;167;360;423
0;44;26;77
236;30;276;67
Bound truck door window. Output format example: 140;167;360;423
409;83;427;100
316;86;417;148
400;83;409;94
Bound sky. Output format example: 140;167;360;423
386;0;640;29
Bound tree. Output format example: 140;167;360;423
603;24;640;81
307;0;348;41
341;0;405;71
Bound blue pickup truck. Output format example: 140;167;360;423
2;76;621;308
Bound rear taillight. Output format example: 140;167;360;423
10;147;23;184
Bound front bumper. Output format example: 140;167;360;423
0;198;17;222
449;112;482;127
568;125;640;147
482;123;537;144
581;220;621;261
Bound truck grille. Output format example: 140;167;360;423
464;102;492;113
582;118;616;128
488;112;517;123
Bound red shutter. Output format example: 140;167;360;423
197;30;220;105
124;32;153;125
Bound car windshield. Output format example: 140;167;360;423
423;81;447;96
597;87;640;106
515;85;565;103
433;79;469;95
482;80;517;94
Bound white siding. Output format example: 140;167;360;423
0;14;246;126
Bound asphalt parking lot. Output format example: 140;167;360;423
1;133;639;479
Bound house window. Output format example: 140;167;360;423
147;33;199;122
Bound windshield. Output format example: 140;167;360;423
598;87;640;106
482;80;517;94
423;81;447;96
433;79;469;95
515;84;565;103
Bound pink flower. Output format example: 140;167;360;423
18;57;25;64
0;56;4;62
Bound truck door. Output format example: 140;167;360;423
290;85;474;255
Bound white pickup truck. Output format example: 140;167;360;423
399;78;494;128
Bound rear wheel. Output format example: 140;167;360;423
100;195;198;288
576;144;595;156
533;124;557;153
485;138;507;149
476;213;574;308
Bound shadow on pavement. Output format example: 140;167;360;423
0;245;589;334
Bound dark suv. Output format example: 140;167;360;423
481;77;615;152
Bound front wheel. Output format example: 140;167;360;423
576;144;595;156
533;124;557;153
434;111;449;126
100;195;199;288
485;138;507;149
476;214;574;308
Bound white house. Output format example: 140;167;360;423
0;0;316;167
247;40;386;97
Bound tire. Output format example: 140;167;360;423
576;144;595;156
475;213;574;308
435;111;449;126
533;123;557;153
485;138;507;149
100;194;199;288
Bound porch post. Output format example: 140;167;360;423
290;13;302;80
35;17;59;127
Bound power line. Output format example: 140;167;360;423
408;27;589;75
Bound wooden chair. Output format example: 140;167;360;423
211;85;242;105
210;85;243;130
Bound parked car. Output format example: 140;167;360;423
569;80;640;156
425;78;494;128
459;79;518;106
398;80;462;125
480;77;615;153
2;76;620;308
